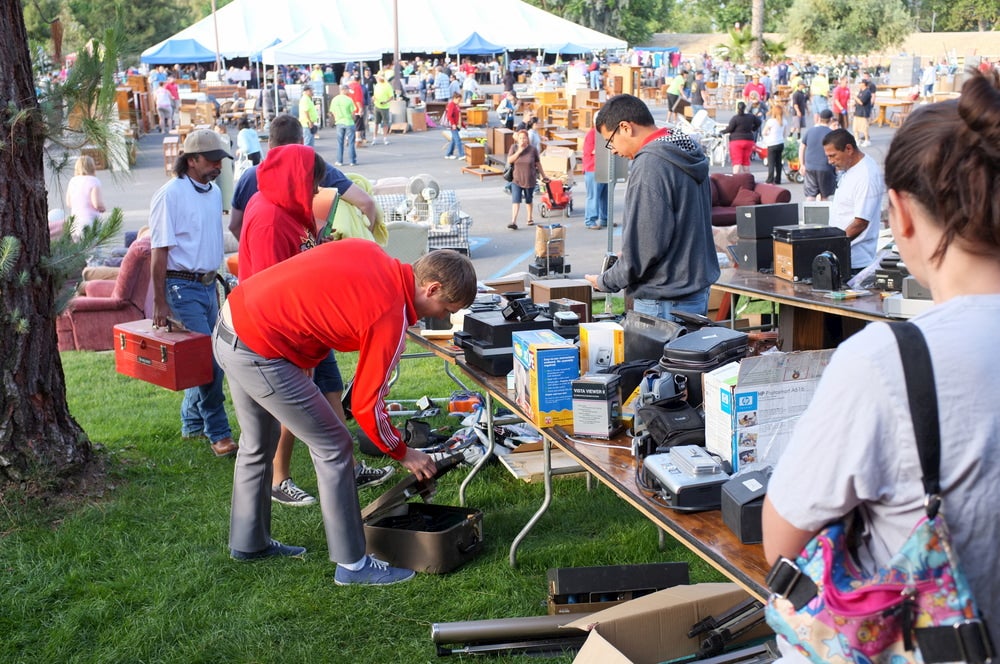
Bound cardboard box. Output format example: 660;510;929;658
579;321;624;374
568;583;771;664
512;330;579;428
703;351;834;471
571;374;622;439
531;278;592;311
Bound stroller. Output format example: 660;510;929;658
538;178;573;218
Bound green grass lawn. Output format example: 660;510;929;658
1;344;723;663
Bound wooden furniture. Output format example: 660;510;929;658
712;269;892;351
162;136;179;175
873;99;913;127
607;64;642;96
463;142;486;167
464;106;488;127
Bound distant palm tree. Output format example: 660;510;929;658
762;38;788;64
718;25;755;64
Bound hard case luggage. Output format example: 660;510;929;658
658;327;749;407
361;455;483;574
113;319;212;391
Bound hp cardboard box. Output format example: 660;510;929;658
568;583;772;664
703;350;834;471
512;330;579;428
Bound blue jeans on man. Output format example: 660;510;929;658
633;288;711;322
166;278;232;444
336;124;356;165
584;170;608;228
303;125;315;148
446;128;465;158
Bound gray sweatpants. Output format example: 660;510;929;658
213;319;365;563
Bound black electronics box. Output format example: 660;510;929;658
736;202;799;239
721;470;770;544
548;297;590;324
362;455;483;574
623;310;685;362
772;225;851;282
734;237;774;273
547;562;690;615
454;309;555;376
659;327;749;407
874;252;909;292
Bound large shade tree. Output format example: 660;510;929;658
0;0;121;489
787;0;911;55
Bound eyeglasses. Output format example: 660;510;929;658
604;123;622;150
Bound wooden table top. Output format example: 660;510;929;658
713;268;890;323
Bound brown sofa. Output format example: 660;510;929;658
710;173;792;227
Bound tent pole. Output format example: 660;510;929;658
210;0;222;74
392;0;402;97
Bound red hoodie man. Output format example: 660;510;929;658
238;144;323;280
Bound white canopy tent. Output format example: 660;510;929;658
141;0;626;63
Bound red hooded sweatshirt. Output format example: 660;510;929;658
238;144;318;281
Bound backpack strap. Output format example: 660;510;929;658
888;322;942;515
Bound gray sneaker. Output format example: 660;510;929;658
334;555;415;586
355;462;395;489
271;478;317;506
231;539;306;561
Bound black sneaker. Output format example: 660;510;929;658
355;462;395;489
271;478;317;506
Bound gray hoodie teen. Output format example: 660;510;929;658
596;130;720;301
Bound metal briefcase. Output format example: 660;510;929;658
113;319;212;391
361;455;483;574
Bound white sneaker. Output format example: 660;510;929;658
383;138;389;145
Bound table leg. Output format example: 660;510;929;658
444;361;471;391
509;436;553;567
459;392;494;507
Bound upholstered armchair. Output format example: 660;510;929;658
57;236;152;351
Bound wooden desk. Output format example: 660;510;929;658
407;329;768;594
713;268;891;350
877;84;910;98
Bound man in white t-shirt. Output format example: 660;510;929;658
149;129;237;459
822;128;885;271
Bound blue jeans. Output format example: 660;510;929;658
303;125;315;148
336;124;356;164
446;128;465;157
589;70;601;90
166;278;231;443
633;287;711;322
584;170;608;227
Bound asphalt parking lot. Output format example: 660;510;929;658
46;93;897;283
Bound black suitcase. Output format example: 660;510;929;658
361;455;483;574
659;327;749;407
622;311;686;362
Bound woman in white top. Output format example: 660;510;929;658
762;104;786;184
64;155;105;240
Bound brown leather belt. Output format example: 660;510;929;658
166;270;217;285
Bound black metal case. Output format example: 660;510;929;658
658;327;749;406
361;455;483;574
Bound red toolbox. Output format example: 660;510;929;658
113;319;213;391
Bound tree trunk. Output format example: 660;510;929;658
0;0;91;486
750;0;765;64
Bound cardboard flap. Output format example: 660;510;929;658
566;583;753;664
572;631;635;664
